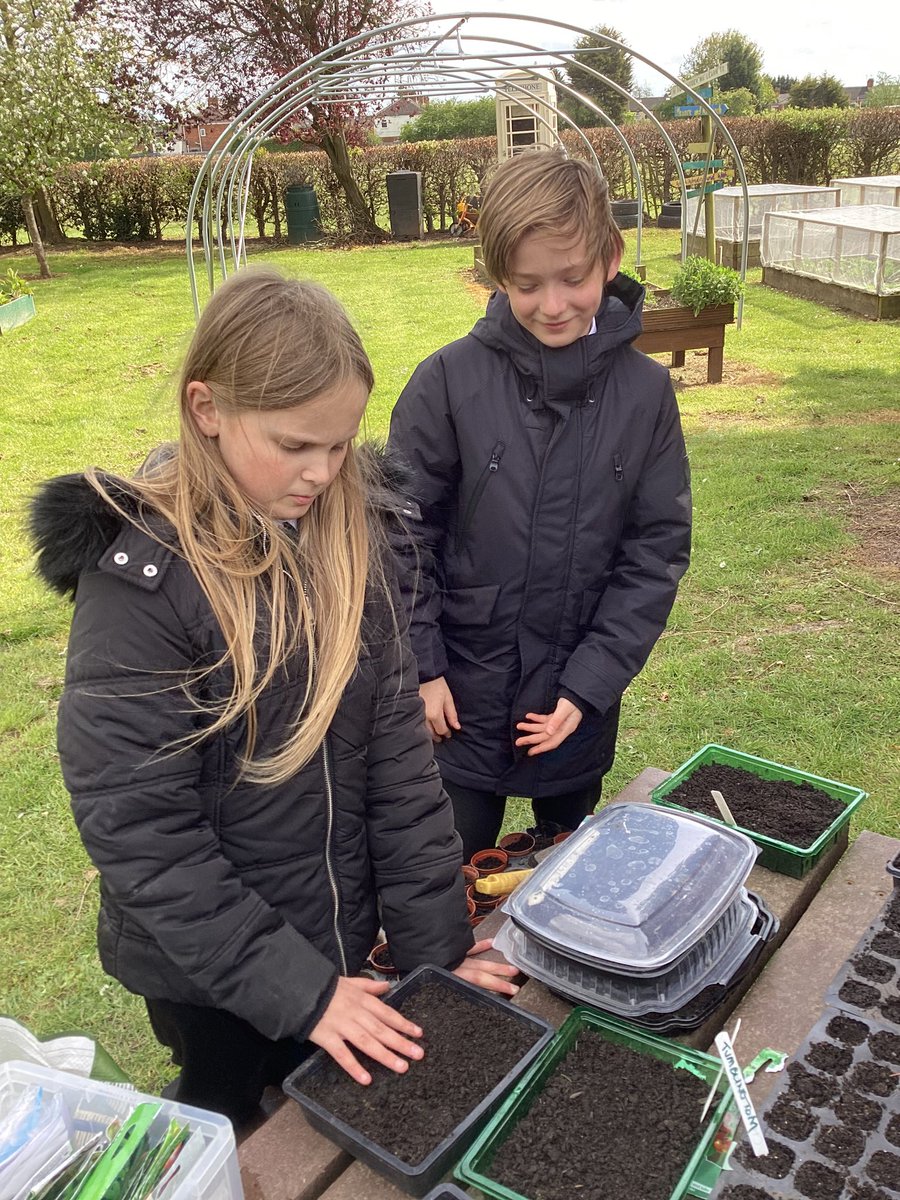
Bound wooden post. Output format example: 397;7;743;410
702;112;717;263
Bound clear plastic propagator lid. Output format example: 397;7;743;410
503;803;758;972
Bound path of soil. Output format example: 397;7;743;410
663;762;846;847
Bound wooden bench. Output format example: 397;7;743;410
238;769;898;1199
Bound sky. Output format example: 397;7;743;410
421;0;896;93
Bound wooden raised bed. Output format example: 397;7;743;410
635;293;735;384
763;265;900;320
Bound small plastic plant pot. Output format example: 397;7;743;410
470;915;486;928
461;864;479;886
470;848;509;876
552;831;572;845
472;892;503;915
466;897;477;919
368;942;397;977
499;832;536;862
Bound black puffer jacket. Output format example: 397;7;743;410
29;468;472;1043
388;276;692;797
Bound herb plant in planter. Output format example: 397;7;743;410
0;269;36;335
633;257;744;384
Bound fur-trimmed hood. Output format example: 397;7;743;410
29;442;417;600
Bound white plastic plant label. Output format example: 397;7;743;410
714;1030;769;1157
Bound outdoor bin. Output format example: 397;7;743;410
284;184;321;244
387;171;424;240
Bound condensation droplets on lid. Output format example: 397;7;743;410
504;802;759;972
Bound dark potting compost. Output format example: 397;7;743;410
663;763;845;847
481;1031;712;1200
827;893;900;1033
717;1004;900;1200
283;967;552;1196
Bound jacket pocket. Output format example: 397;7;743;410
442;583;501;627
456;441;505;553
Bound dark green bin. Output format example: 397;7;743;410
285;184;321;244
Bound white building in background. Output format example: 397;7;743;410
372;97;427;143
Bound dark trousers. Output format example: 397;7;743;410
444;780;602;864
146;998;312;1129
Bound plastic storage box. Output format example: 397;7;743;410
495;892;769;1018
283;965;554;1197
651;744;867;877
456;1007;735;1200
0;1060;242;1200
503;802;757;972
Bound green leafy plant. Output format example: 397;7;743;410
0;268;34;304
670;256;744;315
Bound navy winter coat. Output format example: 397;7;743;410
29;468;472;1043
388;275;692;798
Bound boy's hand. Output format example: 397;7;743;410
452;938;520;997
514;697;583;756
309;976;424;1085
419;676;461;742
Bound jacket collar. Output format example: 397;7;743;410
469;273;646;405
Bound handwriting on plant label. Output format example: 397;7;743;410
714;1030;769;1156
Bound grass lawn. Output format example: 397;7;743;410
1;229;898;1091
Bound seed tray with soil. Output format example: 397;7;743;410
826;892;900;1032
651;744;866;877
457;1007;734;1200
714;1006;900;1200
887;853;900;891
283;965;554;1197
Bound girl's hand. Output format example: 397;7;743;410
515;697;582;756
419;676;461;742
453;938;520;997
309;976;424;1085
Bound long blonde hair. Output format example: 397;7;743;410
88;268;384;785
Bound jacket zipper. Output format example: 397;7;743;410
300;573;347;975
456;441;504;554
320;734;348;975
614;453;624;482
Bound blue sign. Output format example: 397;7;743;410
673;104;701;117
711;102;729;114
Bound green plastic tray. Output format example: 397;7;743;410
650;743;867;878
455;1008;735;1200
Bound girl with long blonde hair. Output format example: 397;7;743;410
30;267;516;1127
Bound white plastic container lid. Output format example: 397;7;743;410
503;802;758;972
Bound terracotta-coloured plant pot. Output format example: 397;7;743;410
461;864;479;886
553;831;572;845
466;897;477;919
470;914;486;928
472;890;503;914
470;848;509;876
499;831;536;858
367;941;396;976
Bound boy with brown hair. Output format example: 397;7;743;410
388;149;692;861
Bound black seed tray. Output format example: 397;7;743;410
825;890;900;1032
283;965;554;1198
888;852;900;892
422;1186;470;1199
713;1006;900;1200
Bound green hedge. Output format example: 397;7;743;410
2;108;898;245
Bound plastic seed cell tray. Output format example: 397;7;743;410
826;890;900;1032
282;965;554;1198
888;852;900;891
714;1006;900;1200
650;743;867;878
422;1187;471;1199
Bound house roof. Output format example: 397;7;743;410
373;98;424;119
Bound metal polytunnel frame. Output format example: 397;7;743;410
186;11;750;327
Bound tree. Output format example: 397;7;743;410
564;24;634;125
400;98;495;142
0;0;155;277
864;73;900;108
99;0;428;239
681;30;764;99
768;74;797;95
718;87;757;117
789;75;849;109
